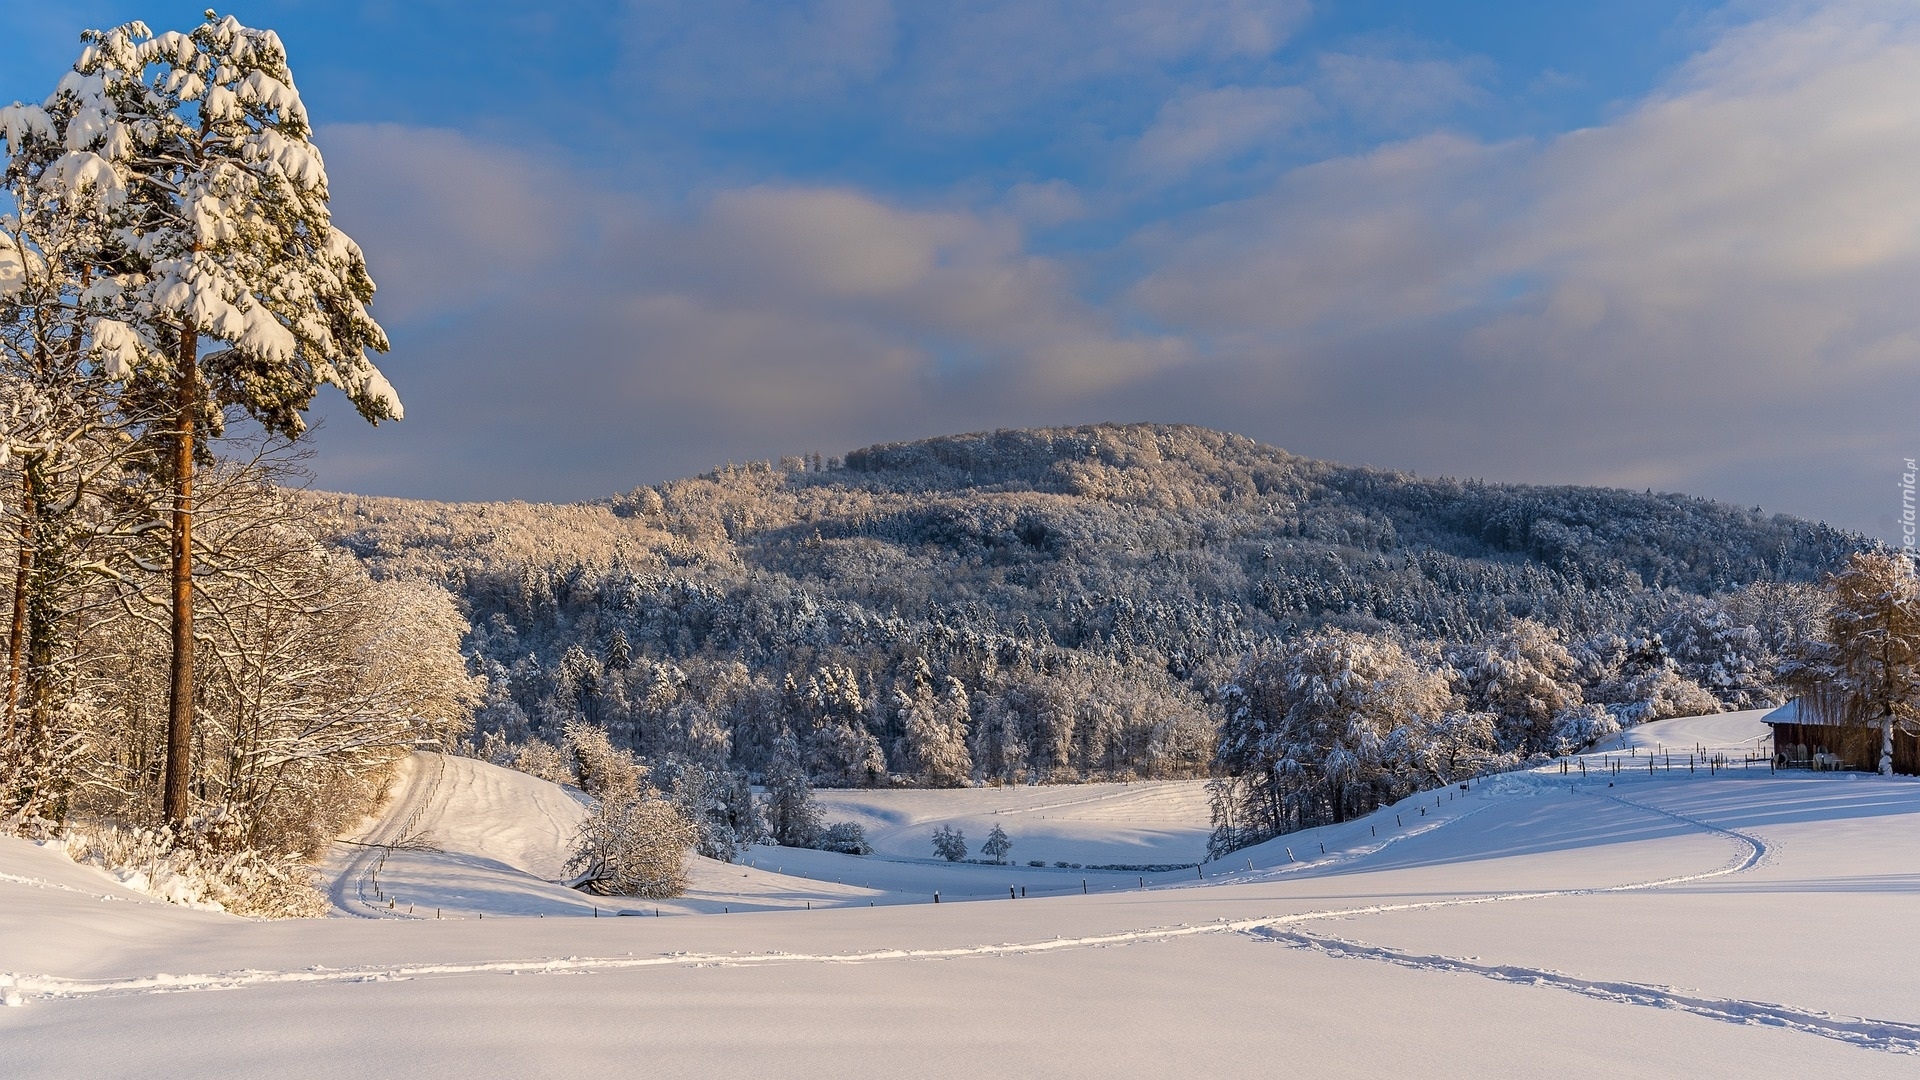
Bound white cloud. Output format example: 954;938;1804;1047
618;0;1309;128
308;133;1186;498
1003;180;1088;226
648;187;1188;395
311;0;1920;534
1313;52;1488;129
623;0;898;104
320;123;618;322
1126;0;1920;528
1130;133;1517;333
1130;84;1319;177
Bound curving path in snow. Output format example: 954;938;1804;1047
324;752;596;919
6;719;1920;1077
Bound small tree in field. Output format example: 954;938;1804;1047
980;822;1012;864
930;823;966;862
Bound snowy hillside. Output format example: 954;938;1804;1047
314;422;1863;794
5;712;1920;1077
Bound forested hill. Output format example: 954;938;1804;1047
309;423;1863;785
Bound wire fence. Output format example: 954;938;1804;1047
1556;733;1800;781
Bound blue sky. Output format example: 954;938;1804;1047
5;1;1918;538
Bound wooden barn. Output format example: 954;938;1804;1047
1763;698;1920;775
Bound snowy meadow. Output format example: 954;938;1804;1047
7;6;1920;1077
6;712;1920;1077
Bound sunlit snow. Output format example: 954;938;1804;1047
4;711;1918;1077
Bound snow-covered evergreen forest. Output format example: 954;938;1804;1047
311;422;1861;849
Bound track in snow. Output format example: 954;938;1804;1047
1255;928;1920;1054
12;782;1914;1054
327;753;449;919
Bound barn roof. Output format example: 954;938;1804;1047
1764;697;1845;727
1764;699;1798;725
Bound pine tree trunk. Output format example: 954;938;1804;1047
1;473;32;748
22;465;60;818
1881;716;1894;777
162;332;197;825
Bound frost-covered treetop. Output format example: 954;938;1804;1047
0;11;398;436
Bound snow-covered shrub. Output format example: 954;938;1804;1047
817;821;872;855
1636;668;1721;723
459;729;513;766
930;824;967;862
565;789;696;898
509;739;574;786
562;719;643;799
54;822;326;918
1550;703;1620;755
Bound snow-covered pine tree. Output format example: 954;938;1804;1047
794;666;886;786
605;627;632;671
980;822;1012;864
1;59;168;820
763;731;823;848
969;692;1028;784
894;665;971;787
930;823;966;862
40;16;398;823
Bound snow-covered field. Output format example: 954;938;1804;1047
813;778;1214;865
5;711;1920;1077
